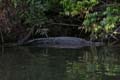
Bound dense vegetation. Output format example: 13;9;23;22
0;0;120;44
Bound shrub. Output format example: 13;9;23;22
60;0;120;40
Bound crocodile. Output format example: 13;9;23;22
22;37;103;48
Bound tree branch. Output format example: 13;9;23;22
49;22;81;27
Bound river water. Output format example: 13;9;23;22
0;46;120;80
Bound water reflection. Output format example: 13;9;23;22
0;46;119;80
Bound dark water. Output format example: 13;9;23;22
0;46;120;80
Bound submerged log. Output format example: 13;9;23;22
22;37;103;48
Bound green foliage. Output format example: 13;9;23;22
1;0;120;41
0;0;51;42
11;0;48;27
60;0;99;16
61;0;120;40
83;7;120;39
11;0;61;28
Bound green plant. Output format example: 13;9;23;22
60;0;120;40
83;6;120;40
60;0;99;16
12;0;48;27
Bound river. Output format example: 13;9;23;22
0;46;120;80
